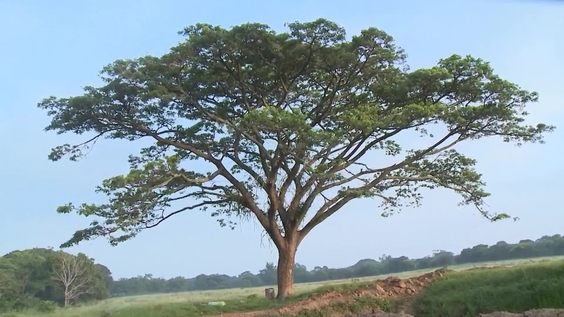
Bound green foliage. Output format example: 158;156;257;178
35;301;56;313
0;249;112;313
38;18;553;250
413;260;564;317
50;251;108;307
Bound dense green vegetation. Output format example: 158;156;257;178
2;234;563;314
0;249;111;313
413;260;564;317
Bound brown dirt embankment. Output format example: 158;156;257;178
213;269;447;317
279;268;448;315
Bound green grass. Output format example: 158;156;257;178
3;256;564;317
2;293;311;317
413;259;564;317
291;297;397;317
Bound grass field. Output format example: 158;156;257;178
3;256;564;317
413;258;564;317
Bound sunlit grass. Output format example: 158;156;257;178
413;258;564;317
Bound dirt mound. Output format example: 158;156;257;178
278;269;449;316
480;309;564;317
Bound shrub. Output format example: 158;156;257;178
36;300;57;313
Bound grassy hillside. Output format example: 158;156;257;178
413;259;564;317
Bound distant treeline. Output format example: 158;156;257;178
2;234;563;311
110;234;564;296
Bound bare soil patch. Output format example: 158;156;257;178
278;268;448;316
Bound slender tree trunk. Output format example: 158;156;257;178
276;240;298;300
64;286;70;307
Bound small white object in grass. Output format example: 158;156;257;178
207;301;226;306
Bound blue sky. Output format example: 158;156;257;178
1;0;563;279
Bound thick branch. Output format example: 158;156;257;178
129;122;274;234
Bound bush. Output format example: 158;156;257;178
12;294;41;311
36;300;57;313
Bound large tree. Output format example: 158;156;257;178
39;19;553;299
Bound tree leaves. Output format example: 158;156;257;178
39;19;554;249
0;249;110;311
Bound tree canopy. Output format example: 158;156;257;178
0;249;110;312
39;18;553;298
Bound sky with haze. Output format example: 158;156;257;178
1;0;563;279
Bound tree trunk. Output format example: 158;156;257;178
276;241;297;300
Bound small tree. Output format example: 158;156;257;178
51;252;94;306
39;19;553;299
